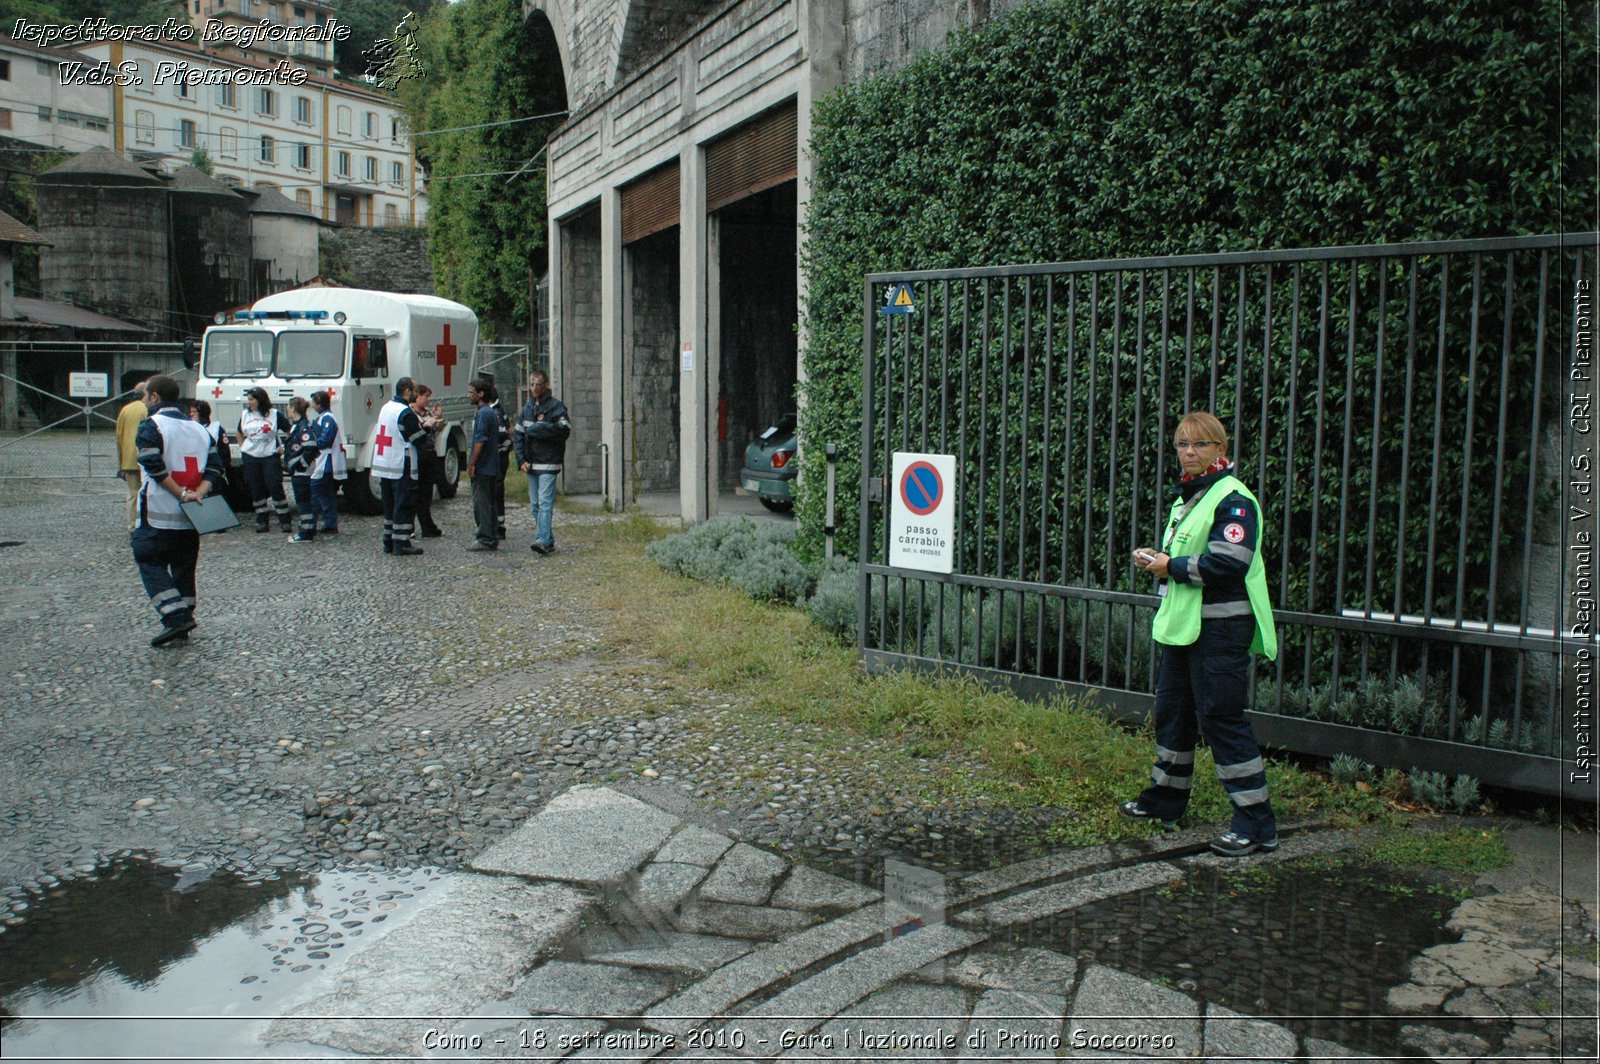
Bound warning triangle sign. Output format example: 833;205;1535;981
892;283;914;307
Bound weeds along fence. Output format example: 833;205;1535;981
857;232;1598;799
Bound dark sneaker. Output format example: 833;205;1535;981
393;543;424;556
421;528;444;538
1210;831;1279;857
322;527;339;535
467;541;497;551
382;541;394;554
151;618;197;647
287;534;314;543
255;522;270;534
530;543;550;555
1118;800;1178;830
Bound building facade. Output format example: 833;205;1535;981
0;33;114;152
534;0;1017;521
69;36;421;226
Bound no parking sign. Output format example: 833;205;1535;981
889;452;956;573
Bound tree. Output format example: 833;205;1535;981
188;145;214;175
397;0;566;336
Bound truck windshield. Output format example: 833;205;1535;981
277;331;345;378
202;330;273;378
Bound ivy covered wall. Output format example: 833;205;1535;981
798;0;1595;556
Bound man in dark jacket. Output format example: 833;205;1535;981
467;378;501;551
514;370;570;555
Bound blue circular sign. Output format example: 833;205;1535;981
900;461;943;516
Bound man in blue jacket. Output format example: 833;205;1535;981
514;370;570;555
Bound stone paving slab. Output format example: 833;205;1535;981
1065;964;1201;1058
697;842;788;905
263;876;589;1057
957;987;1069;1059
955;862;1183;930
733;923;983;1053
770;865;879;915
656;823;737;867
588;931;756;976
947;945;1079;995
511;959;681;1016
953;844;1123;905
1202;1003;1297;1063
644;901;915;1036
637;861;714;915
675;899;821;940
776;983;975;1061
470;785;679;888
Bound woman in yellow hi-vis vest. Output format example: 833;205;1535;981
1126;411;1280;856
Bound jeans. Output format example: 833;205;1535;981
1136;615;1276;840
471;473;497;546
527;470;558;548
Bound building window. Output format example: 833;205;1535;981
363;112;377;139
336;150;350;177
0;59;10;81
383;203;398;225
176;79;189;99
295;188;312;207
260;135;275;163
336;105;351;135
37;105;52;122
363;156;376;182
294;96;312;124
177;119;195;148
133;60;153;92
390;161;403;187
257;88;275;116
220;127;238;159
0;110;10;131
218;83;235;109
294;143;311;169
391;117;401;143
83;115;108;132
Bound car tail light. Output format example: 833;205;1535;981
771;449;793;469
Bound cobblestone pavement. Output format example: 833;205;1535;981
1;481;1595;1062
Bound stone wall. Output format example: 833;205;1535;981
558;211;604;494
842;0;1028;80
38;185;169;333
321;226;435;294
624;229;679;496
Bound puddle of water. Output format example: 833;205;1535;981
994;859;1497;1058
0;858;449;1061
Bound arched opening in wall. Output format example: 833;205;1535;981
621;161;681;505
715;181;796;491
706;102;798;499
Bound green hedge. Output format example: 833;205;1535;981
797;0;1595;557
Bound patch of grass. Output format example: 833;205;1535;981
1364;827;1511;876
563;521;1462;844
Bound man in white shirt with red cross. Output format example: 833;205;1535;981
133;375;223;647
371;376;428;556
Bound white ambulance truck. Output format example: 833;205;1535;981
190;288;480;514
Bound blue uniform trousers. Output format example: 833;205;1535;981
380;472;417;548
311;475;339;531
132;525;199;627
242;454;291;529
1137;615;1276;840
290;474;317;539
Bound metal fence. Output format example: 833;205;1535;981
859;232;1597;799
0;341;193;479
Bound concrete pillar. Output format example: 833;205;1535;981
678;139;710;524
547;213;567;486
705;213;722;515
600;185;625;511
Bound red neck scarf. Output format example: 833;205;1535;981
1181;456;1232;483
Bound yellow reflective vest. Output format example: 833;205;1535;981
1150;475;1278;660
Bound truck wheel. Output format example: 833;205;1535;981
344;469;384;515
436;445;462;498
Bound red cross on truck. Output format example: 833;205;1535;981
189;289;481;518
